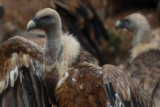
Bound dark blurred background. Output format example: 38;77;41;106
0;0;159;65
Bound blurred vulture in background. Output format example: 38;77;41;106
0;8;152;107
116;13;160;107
0;0;109;65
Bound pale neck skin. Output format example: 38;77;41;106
43;19;63;66
132;22;151;47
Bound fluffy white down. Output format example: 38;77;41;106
131;40;160;60
56;33;80;77
55;33;80;86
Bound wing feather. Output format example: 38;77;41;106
0;36;43;93
102;64;152;107
0;36;51;107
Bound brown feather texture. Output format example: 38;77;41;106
124;50;160;107
116;13;160;107
103;65;152;107
0;36;51;107
30;8;152;106
0;8;152;107
0;36;43;81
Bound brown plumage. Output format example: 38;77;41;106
0;36;51;107
0;5;47;106
116;13;160;107
0;37;152;107
124;50;160;107
0;8;152;107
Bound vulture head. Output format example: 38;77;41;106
27;8;62;33
115;13;151;46
115;13;150;32
27;8;63;66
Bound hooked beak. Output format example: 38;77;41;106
27;17;39;32
115;20;122;29
115;19;130;31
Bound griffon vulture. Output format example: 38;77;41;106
0;0;109;64
116;13;160;107
0;8;152;107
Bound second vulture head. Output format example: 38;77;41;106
115;13;150;32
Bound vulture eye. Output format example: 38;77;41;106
41;16;50;21
123;19;130;24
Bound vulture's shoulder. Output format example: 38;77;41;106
131;49;160;64
54;57;152;107
125;49;160;79
54;59;106;107
102;64;152;107
77;49;98;64
124;49;160;96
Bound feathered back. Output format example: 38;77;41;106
124;49;160;107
